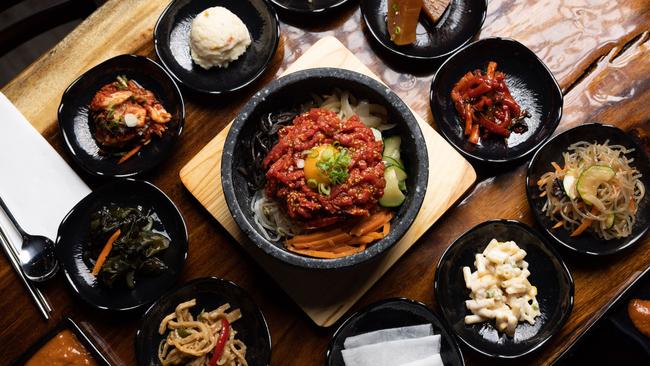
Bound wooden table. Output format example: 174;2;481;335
1;0;649;365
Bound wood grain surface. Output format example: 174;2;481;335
1;0;649;365
179;36;476;327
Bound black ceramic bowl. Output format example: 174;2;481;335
269;0;353;15
221;67;428;270
154;0;280;94
526;123;650;256
58;54;184;178
434;220;574;359
430;37;563;164
326;298;464;366
360;0;487;62
11;318;111;366
135;277;271;366
56;179;188;312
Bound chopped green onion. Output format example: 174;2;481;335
307;179;318;189
318;183;331;196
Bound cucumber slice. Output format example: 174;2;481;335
562;169;578;200
577;165;615;205
605;213;615;229
383;136;401;161
387;165;407;181
398;180;407;192
379;168;406;207
383;156;405;170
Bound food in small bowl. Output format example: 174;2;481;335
451;62;529;145
85;205;171;289
136;277;271;366
430;37;563;163
435;220;573;358
536;140;645;240
56;179;188;312
526;123;650;256
157;298;247;365
222;68;428;269
58;54;185;177
90;75;173;164
153;0;279;95
462;239;540;337
189;6;251;69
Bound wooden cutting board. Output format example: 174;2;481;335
180;36;476;327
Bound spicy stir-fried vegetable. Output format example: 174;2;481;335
451;61;528;144
86;206;170;288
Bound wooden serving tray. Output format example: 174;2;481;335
179;36;476;327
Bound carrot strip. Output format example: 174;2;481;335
289;233;353;250
382;222;390;236
287;247;360;259
552;220;564;229
286;228;346;244
118;144;142;164
91;229;121;276
551;161;562;173
350;210;393;236
540;190;547;197
570;207;598;237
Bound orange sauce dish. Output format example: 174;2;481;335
628;299;650;338
26;329;98;366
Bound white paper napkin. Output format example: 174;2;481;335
0;92;91;251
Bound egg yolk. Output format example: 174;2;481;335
303;144;338;185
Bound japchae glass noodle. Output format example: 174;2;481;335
304;89;395;131
250;190;303;241
246;90;394;242
158;299;247;366
537;140;645;240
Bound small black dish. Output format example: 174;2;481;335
11;317;111;366
56;179;188;312
360;0;487;63
434;220;574;359
554;265;650;364
526;123;650;256
58;54;185;178
430;37;563;164
269;0;353;16
326;298;464;366
154;0;280;95
135;277;272;366
221;67;428;270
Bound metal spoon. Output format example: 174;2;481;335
0;195;58;282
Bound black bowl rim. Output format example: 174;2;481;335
429;37;564;164
433;219;575;359
135;276;272;366
11;317;112;366
325;297;465;366
269;0;353;14
57;54;186;178
360;0;488;61
153;0;281;95
221;67;428;270
55;178;189;312
525;122;650;256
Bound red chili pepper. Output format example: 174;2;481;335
501;97;521;117
208;318;230;366
466;82;492;98
478;116;511;137
468;124;480;144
